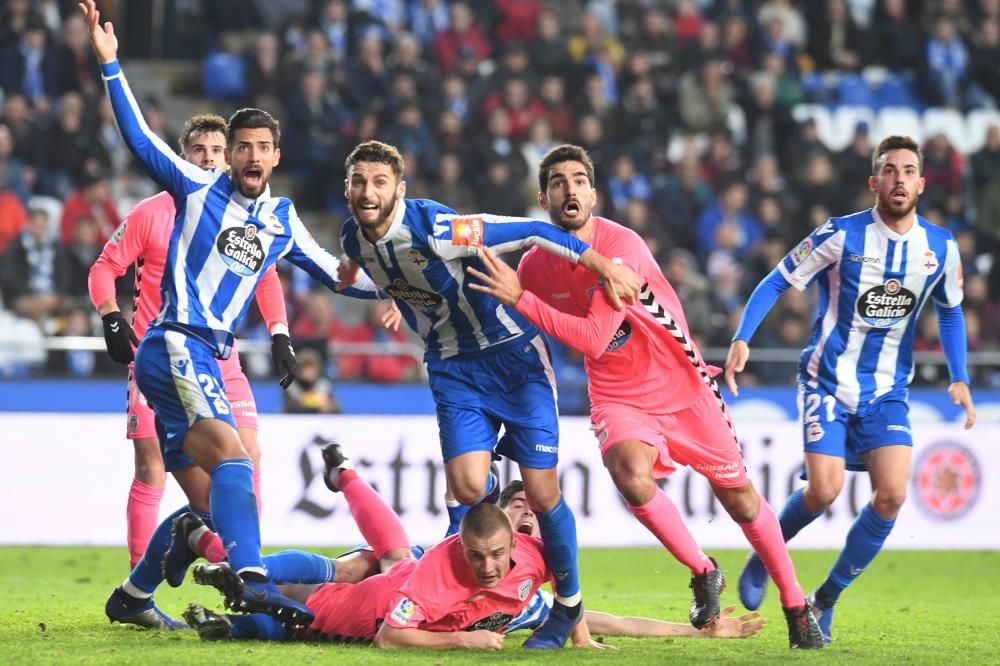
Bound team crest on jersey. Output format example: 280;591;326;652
518;579;533;601
605;321;632;352
383;279;444;310
216;226;265;277
790;238;813;266
408;248;428;267
467;611;515;632
857;279;916;327
921;250;939;275
913;442;981;521
451;216;484;248
806;421;825;442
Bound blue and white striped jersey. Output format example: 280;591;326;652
774;208;963;412
101;60;375;357
340;198;590;362
502;589;552;634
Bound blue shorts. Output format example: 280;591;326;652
798;384;912;472
427;335;559;469
134;326;237;472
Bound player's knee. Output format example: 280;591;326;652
717;486;758;523
805;480;842;509
604;454;654;502
451;478;486;505
871;487;907;516
134;459;166;485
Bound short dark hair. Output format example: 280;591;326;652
227;108;280;147
538;143;596;192
345;140;405;178
179;113;228;153
460;503;513;541
498;480;524;509
872;135;922;174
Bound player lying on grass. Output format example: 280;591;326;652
178;443;762;646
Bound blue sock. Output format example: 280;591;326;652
263;550;337;584
444;469;499;536
192;508;214;530
229;613;291;640
210;459;263;573
535;496;580;601
818;504;895;604
128;505;190;594
778;488;824;542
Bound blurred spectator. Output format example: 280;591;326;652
920;15;971;109
605;154;652;217
798;151;843;222
615;75;670;160
471;107;528;184
874;0;924;74
488;0;542;46
528;7;576;80
970;18;1000;107
60;13;101;98
0;12;74;113
60;214;102;302
283;347;340;413
0;122;30;205
537;74;575;140
476;159;527;217
433;2;491;71
663;247;712;338
349;300;420;382
920;132;964;212
1;206;64;323
805;0;872;72
836;121;875;204
652;148;714;251
435;152;477;214
44;304;112;377
971;124;1000;251
519;117;557;189
346;33;392;114
0;188;27;254
481;76;546;141
743;69;798;166
408;0;450;50
696;179;762;260
677;58;735;133
59;170;120;247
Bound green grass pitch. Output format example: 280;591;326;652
3;547;999;664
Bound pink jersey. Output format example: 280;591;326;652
383;533;550;633
517;216;707;412
307;534;549;639
88;191;287;343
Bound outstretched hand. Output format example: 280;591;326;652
948;381;976;429
466;246;524;307
381;300;402;331
704;606;766;639
724;340;750;396
78;1;118;64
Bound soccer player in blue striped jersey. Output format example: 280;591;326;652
81;1;379;624
338;140;641;649
724;135;977;643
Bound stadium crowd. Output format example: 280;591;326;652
1;0;999;400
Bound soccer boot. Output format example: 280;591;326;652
808;591;835;644
784;602;824;649
689;557;726;629
523;600;583;649
183;603;233;640
105;586;187;630
321;440;353;492
192;562;314;625
162;511;205;588
738;551;769;610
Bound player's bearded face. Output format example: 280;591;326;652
228;128;279;199
346;162;404;234
872;149;924;220
503;493;539;537
461;530;514;588
541;161;597;231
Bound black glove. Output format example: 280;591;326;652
271;333;297;389
101;311;138;364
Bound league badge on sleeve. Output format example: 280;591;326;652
790;238;813;266
390;597;416;625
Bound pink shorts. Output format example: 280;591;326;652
126;353;258;439
590;391;747;488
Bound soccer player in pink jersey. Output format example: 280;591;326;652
467;144;822;649
88;113;294;628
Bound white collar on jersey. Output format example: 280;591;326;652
230;182;273;211
870;206;918;241
368;196;408;246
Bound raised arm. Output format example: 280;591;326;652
81;1;214;197
431;213;639;308
468;248;625;359
281;202;381;299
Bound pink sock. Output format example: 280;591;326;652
126;479;164;569
252;466;262;519
739;496;805;608
197;530;227;563
339;470;410;558
629;489;714;574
